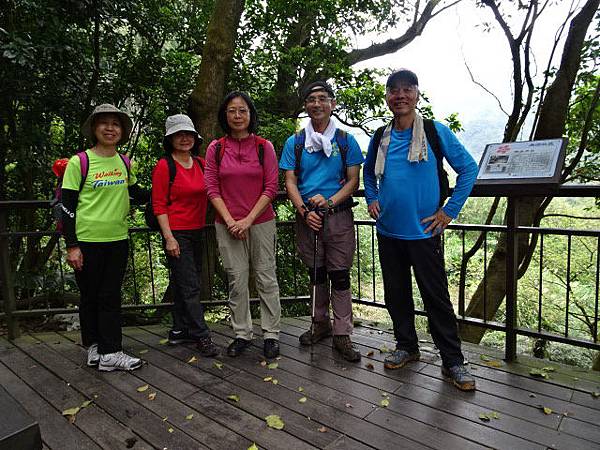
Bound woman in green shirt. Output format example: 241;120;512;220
61;104;145;371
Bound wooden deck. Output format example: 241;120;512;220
1;317;599;450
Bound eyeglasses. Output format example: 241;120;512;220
226;108;249;116
305;95;332;105
387;85;418;96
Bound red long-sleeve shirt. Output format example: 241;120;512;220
151;157;208;230
204;135;278;225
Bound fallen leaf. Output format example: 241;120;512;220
591;392;600;399
490;411;500;419
62;407;80;416
529;393;537;398
380;391;389;397
227;394;240;402
159;338;168;345
213;362;223;370
125;437;137;448
318;426;328;433
298;397;307;403
139;349;149;355
248;444;259;450
136;384;149;393
265;415;285;430
479;355;492;362
263;376;273;382
538;406;553;415
187;356;198;364
68;415;76;424
484;360;503;368
272;379;279;385
345;403;353;408
380;398;389;407
148;392;157;401
542;366;556;372
365;363;374;370
379;345;391;353
168;427;174;433
529;368;548;379
479;413;490;422
366;351;374;357
297;386;304;392
267;362;279;370
276;357;281;360
80;400;93;408
185;414;194;420
260;361;267;367
162;417;168;422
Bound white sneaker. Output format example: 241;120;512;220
98;351;142;372
87;343;99;367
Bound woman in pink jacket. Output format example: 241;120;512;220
204;91;281;359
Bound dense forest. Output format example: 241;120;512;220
1;0;599;368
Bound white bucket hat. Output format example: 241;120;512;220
81;103;133;145
164;114;202;142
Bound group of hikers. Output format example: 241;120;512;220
60;69;479;391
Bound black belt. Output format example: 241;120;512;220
327;199;357;215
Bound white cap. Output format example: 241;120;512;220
164;114;201;139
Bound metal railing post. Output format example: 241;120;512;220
0;209;19;339
505;196;519;361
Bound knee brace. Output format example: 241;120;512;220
328;269;350;291
308;266;327;285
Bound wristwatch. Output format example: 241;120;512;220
327;199;334;209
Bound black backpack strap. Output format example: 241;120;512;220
165;154;177;206
118;153;131;179
335;129;349;181
77;151;89;192
423;119;450;207
293;129;306;177
193;156;205;173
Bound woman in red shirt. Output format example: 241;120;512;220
204;92;281;359
151;114;218;356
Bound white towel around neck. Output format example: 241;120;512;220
305;118;337;157
374;113;428;180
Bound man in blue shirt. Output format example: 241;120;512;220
280;81;364;362
363;70;479;390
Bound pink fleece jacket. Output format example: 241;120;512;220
204;134;278;225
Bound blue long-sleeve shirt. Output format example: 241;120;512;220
363;121;478;240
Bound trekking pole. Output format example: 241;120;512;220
310;226;318;358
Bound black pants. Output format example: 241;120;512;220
378;233;464;367
75;240;128;355
166;229;209;339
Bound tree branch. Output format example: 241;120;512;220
346;0;441;65
463;57;509;116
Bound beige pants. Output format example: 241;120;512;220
215;219;281;340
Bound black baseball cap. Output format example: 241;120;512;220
302;81;335;100
386;69;419;89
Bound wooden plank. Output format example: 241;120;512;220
206;326;549;450
132;326;436;450
325;318;600;394
559;415;600;445
120;327;323;450
53;332;254;450
11;333;208;450
0;346;100;450
209;322;589;450
0;336;153;450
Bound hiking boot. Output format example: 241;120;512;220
332;335;361;362
98;351;143;372
87;343;99;367
442;364;476;391
299;320;332;346
227;338;251;357
168;329;196;345
197;336;219;357
263;339;280;359
383;349;420;369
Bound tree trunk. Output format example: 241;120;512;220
187;0;245;303
460;0;600;344
188;0;245;148
593;353;600;372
